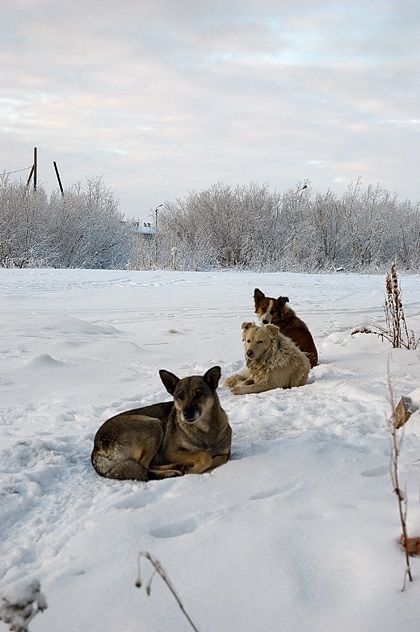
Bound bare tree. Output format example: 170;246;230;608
310;189;343;268
48;177;132;268
0;175;50;267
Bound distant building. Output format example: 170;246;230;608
132;221;155;237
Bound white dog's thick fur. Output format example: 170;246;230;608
223;322;311;395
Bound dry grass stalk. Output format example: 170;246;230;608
384;262;410;348
400;534;420;557
135;551;200;632
352;262;419;349
388;378;414;590
394;396;419;429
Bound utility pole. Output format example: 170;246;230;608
53;161;64;196
26;147;37;189
33;147;37;191
26;165;34;188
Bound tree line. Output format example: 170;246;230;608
1;175;420;271
148;180;420;272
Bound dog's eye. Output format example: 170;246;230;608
270;309;275;315
257;340;264;344
177;391;185;401
195;389;203;398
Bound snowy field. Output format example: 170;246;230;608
1;268;420;632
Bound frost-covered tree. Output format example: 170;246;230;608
275;182;318;270
310;189;344;268
396;199;420;270
156;182;284;270
47;177;132;268
147;179;420;272
0;175;50;267
340;179;395;269
0;175;132;268
2;173;420;271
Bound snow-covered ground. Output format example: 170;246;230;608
1;268;420;632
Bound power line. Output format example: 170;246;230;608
2;165;32;176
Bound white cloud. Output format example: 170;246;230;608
1;0;420;215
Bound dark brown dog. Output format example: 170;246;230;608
91;366;231;481
253;288;318;367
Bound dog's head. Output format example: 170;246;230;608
254;288;289;325
159;366;221;423
241;321;280;361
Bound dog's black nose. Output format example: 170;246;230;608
262;319;268;324
183;406;198;422
246;350;254;358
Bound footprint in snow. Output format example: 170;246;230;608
360;464;388;477
150;517;198;539
249;482;296;500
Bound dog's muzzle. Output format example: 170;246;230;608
182;405;201;423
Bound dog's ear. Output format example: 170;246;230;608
159;369;180;395
203;366;221;390
266;325;282;349
241;321;254;331
277;296;289;306
254;288;264;301
266;324;280;336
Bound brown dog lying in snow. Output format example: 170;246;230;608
92;366;232;480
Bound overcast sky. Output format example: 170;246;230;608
1;0;420;218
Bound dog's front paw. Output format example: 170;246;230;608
149;464;186;479
174;464;188;475
222;377;235;388
231;385;246;395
